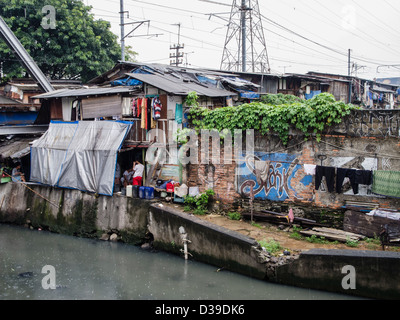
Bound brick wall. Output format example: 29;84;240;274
186;128;400;214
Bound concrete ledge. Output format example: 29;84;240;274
275;249;400;299
0;182;151;244
148;204;267;279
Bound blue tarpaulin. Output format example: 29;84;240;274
111;68;150;87
305;90;321;100
111;78;142;87
240;91;260;99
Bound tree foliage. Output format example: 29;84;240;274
0;0;136;82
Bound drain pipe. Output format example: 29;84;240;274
179;226;192;260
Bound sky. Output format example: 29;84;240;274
85;0;400;80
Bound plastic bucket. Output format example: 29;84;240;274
132;185;139;198
126;185;133;198
139;186;146;199
145;187;154;200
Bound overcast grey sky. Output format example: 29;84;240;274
86;0;400;80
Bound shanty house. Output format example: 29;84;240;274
31;62;258;195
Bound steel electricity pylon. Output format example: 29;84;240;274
220;0;270;73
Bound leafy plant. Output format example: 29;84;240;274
251;221;262;228
306;234;330;244
364;235;381;250
185;91;200;107
261;93;302;105
188;93;357;145
184;189;215;215
258;239;282;254
174;128;193;144
227;212;241;221
290;226;304;240
345;238;359;247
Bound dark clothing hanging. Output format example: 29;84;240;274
336;168;359;194
147;98;152;129
355;170;373;185
315;166;336;193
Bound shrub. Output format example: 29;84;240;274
184;189;215;215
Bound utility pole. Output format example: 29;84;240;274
170;23;184;67
119;0;160;62
348;49;351;77
348;49;352;104
120;0;127;61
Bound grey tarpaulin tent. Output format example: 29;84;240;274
30;120;132;196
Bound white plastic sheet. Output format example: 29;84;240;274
30;121;132;196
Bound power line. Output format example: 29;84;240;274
314;0;400;57
349;0;400;40
88;0;399;77
383;0;400;15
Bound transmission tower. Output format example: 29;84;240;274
221;0;270;73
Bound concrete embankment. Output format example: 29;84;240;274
1;182;399;299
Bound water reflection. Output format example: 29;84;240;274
0;224;360;300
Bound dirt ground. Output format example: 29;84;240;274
197;213;380;253
165;202;399;253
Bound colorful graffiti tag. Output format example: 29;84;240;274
237;152;305;201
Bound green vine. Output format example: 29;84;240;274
187;92;357;145
185;91;200;107
184;189;215;215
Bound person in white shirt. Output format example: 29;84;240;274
132;160;144;186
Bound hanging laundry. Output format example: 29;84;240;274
131;98;137;117
336;168;359;194
372;171;400;198
355;170;373;186
141;98;147;129
152;97;162;120
146;98;152;130
175;103;183;124
137;98;142;118
315;166;336;193
303;164;316;175
148;98;156;129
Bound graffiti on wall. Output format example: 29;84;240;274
342;110;400;138
237;152;310;201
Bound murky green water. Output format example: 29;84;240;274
0;224;360;300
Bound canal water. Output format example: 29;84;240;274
0;224;360;300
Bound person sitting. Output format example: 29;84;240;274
132;160;144;186
120;168;134;188
12;164;25;183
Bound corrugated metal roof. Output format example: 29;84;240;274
0;138;35;159
125;72;234;97
0;96;22;104
371;85;397;94
32;87;135;99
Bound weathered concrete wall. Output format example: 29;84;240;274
333;109;400;139
0;183;150;244
0;182;267;279
274;249;400;300
148;204;267;279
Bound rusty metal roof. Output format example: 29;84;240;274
125;72;235;97
0;138;35;159
32;87;136;99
